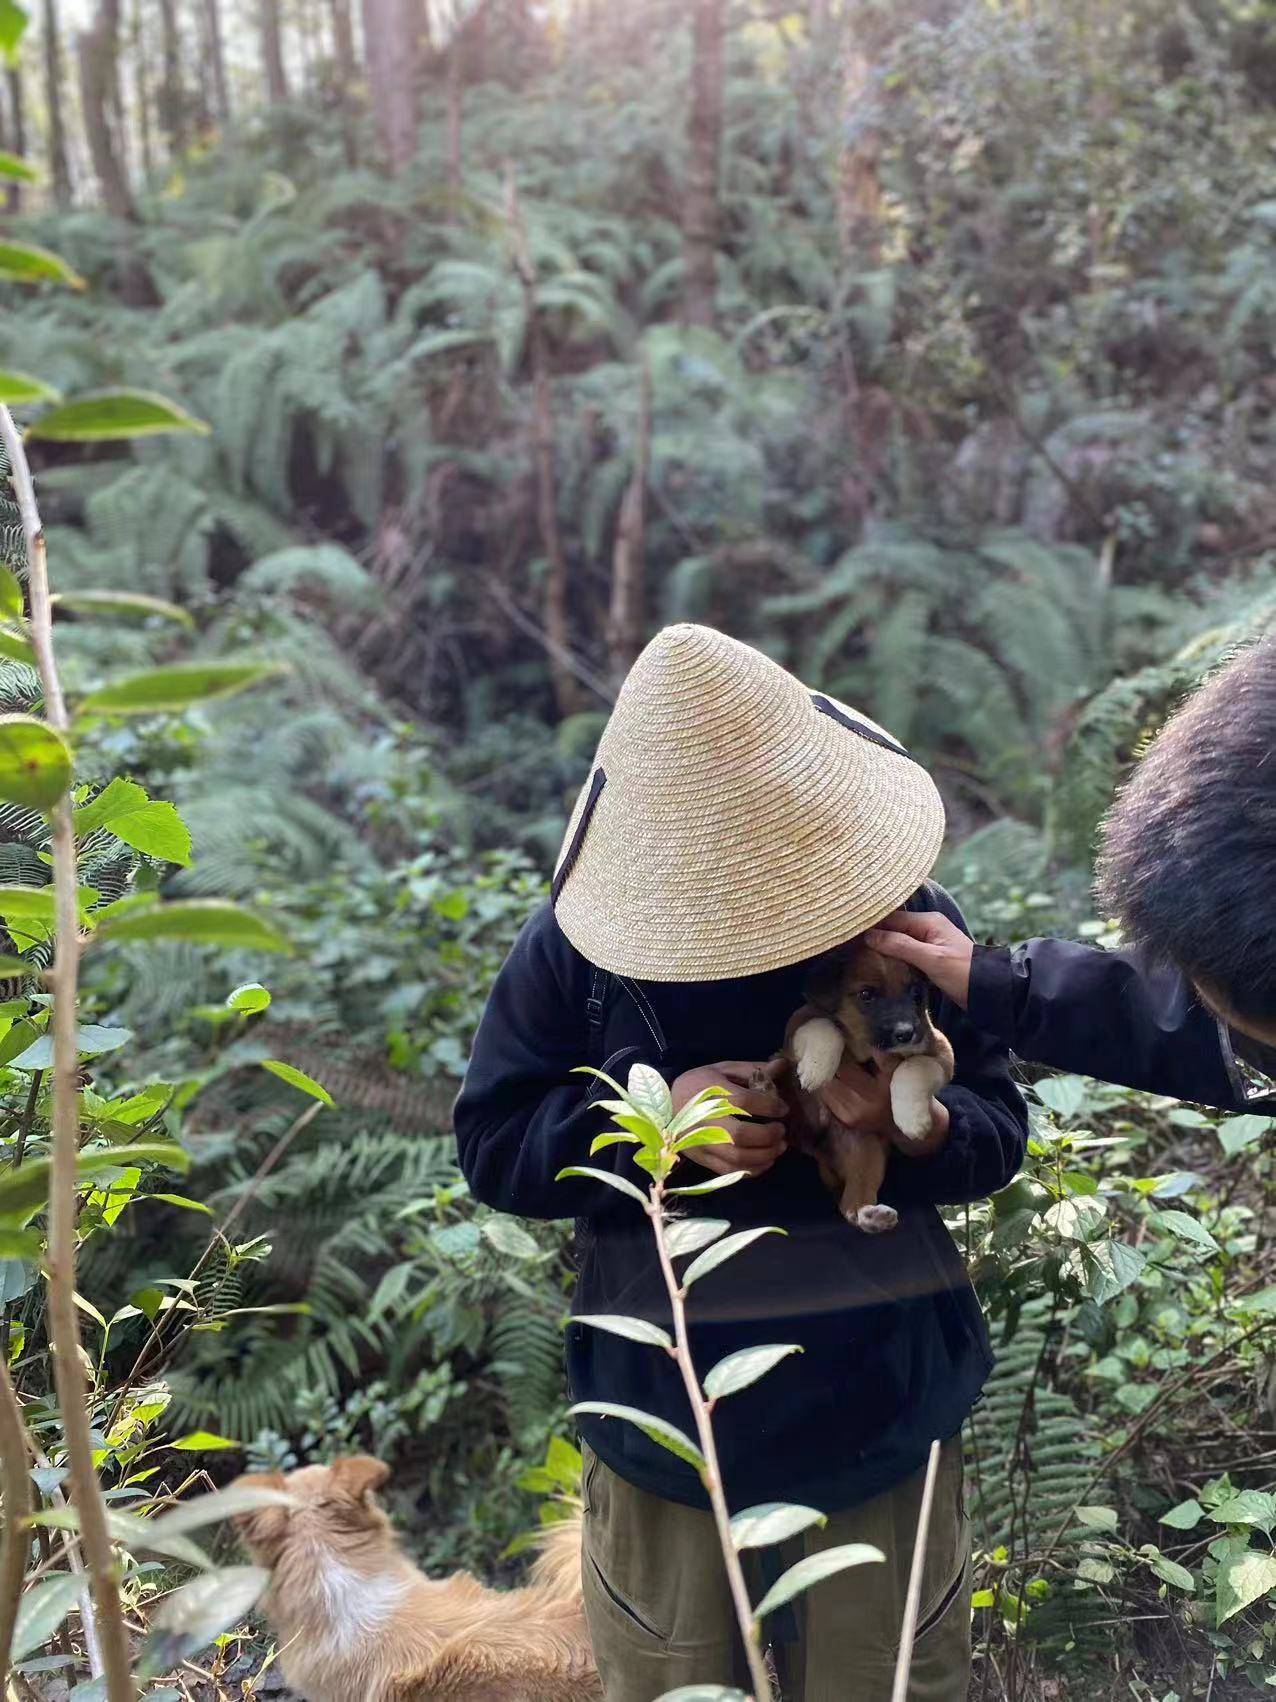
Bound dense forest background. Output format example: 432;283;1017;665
2;0;1276;1696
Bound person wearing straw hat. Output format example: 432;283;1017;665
454;624;1029;1700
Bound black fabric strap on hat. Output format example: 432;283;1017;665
810;693;917;763
552;766;607;905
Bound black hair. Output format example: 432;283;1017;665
1096;635;1276;1025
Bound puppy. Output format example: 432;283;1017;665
233;1455;601;1702
760;941;954;1234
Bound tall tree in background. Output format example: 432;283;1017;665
130;0;154;179
838;41;881;258
682;0;724;329
2;60;25;210
78;0;135;222
362;0;418;172
205;0;231;127
261;0;289;103
331;0;357;82
157;0;186;156
42;0;72;203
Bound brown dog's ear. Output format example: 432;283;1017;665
803;946;851;1011
329;1455;391;1500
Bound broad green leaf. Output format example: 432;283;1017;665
672;1126;733;1153
0;237;84;288
0;0;26;64
753;1543;884;1620
0;566;21;618
31;1506;209;1569
1148;1554;1195;1593
9;1022;132;1071
261;1059;334;1107
80;660;283;716
1151;1210;1219;1254
663;1218;729;1258
146;1482;295;1537
1160;1499;1204;1531
730;1502;827;1551
704;1342;802;1401
480;1217;539;1258
1235;1285;1276;1315
0;714;72;810
590;1131;640;1154
227;982;270;1014
0;882;53;920
1081;1239;1146;1305
0;1142;188;1224
666;1086;743;1140
52;588;194;627
0;622;33;664
573;1313;673;1350
170;1432;238;1452
0;956;32;979
1032;1075;1089;1120
1043;1196;1107;1242
667;1170;748;1196
1217;1549;1276;1622
569;1400;705;1471
137;1565;269;1676
74;779;191;864
28;388;209;442
1077;1557;1115;1584
1208;1490;1276;1527
1217;1114;1272;1157
95;900;290;953
627;1061;673;1127
0;365;55;401
556;1165;649;1207
12;1573;83;1663
683;1226;784;1288
1074;1505;1119;1534
0;151;36;183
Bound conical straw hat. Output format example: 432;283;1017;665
552;624;945;981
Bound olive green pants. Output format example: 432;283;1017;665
580;1438;971;1702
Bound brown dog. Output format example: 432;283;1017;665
233;1456;601;1701
760;941;954;1233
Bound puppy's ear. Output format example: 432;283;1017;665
803;947;850;1011
330;1455;391;1500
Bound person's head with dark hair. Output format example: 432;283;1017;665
1097;635;1276;1043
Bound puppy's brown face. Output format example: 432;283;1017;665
806;942;934;1058
233;1455;392;1570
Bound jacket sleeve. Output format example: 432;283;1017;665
882;884;1029;1208
452;904;645;1222
966;937;1247;1111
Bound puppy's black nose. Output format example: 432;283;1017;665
890;1023;917;1045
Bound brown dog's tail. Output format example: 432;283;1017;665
528;1505;584;1605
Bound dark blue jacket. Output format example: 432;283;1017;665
453;882;1028;1513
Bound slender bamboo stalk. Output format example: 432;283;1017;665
0;407;136;1700
0;1356;33;1678
890;1438;941;1702
648;1180;772;1702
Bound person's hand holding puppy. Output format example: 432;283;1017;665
670;1059;788;1176
820;1052;951;1156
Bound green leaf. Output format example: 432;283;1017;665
0;567;20;620
556;1165;649;1207
137;1565;269;1675
171;1432;238;1452
730;1502;827;1551
27;388;210;442
1081;1239;1146;1305
0;622;34;664
0;882;53;920
76;781;192;865
12;1573;83;1663
0;365;56;400
1160;1499;1204;1531
667;1170;748;1195
0;1142;188;1225
1076;1557;1115;1585
663;1218;729;1258
1148;1554;1195;1593
0;237;84;288
1074;1505;1119;1534
146;1482;295;1538
80;660;284;716
261;1059;334;1107
0;715;72;810
1217;1114;1272;1158
227;982;270;1014
1151;1210;1219;1254
52;589;195;627
1217;1548;1276;1622
573;1314;673;1350
31;1506;209;1569
1208;1490;1276;1527
1032;1075;1089;1120
1043;1196;1107;1242
95;900;291;953
8;1023;132;1071
0;0;26;64
480;1217;539;1258
682;1226;784;1288
752;1543;884;1620
704;1343;802;1401
671;1126;733;1153
627;1061;673;1127
569;1401;705;1471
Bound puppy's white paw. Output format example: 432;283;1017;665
793;1018;844;1091
852;1203;898;1234
890;1056;948;1142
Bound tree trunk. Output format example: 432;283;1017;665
3;66;24;212
261;0;289;103
157;0;185;155
446;32;462;200
361;0;418;173
43;0;73;204
331;0;356;80
838;46;882;259
682;0;724;330
131;0;154;179
205;0;231;126
606;353;652;693
77;0;135;222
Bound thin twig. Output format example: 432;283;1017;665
0;405;136;1701
0;1356;33;1676
890;1439;942;1702
11;1070;42;1169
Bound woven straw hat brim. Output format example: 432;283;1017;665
552;625;946;982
